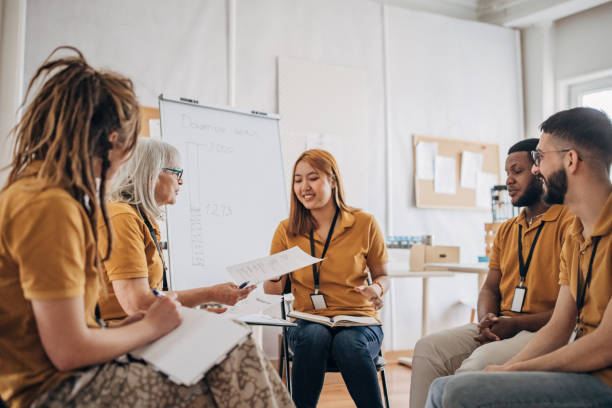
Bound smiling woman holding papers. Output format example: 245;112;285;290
264;149;389;408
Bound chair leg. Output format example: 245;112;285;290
380;368;391;408
282;327;292;395
278;335;285;379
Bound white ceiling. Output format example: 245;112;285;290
375;0;612;27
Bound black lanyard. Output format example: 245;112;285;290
310;208;340;294
576;236;601;321
138;207;169;291
517;222;545;285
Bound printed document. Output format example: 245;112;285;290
227;246;322;285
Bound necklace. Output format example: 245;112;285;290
527;213;544;226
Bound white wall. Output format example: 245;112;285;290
386;7;522;343
521;23;555;139
554;1;612;81
0;0;26;186
521;1;612;138
7;0;523;354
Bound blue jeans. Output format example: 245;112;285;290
286;319;384;408
426;372;612;408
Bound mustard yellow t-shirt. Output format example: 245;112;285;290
489;204;574;316
0;162;101;408
559;192;612;388
270;210;388;318
97;202;164;320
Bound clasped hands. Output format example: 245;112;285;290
474;312;517;345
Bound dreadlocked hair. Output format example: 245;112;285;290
3;45;140;284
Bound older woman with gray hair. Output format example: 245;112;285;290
97;137;255;320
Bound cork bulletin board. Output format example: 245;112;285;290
414;134;500;210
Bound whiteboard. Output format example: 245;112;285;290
159;96;288;290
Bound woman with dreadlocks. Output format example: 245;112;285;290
0;47;292;408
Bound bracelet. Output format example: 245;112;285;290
371;281;384;296
269;277;282;282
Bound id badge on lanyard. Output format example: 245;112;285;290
569;237;601;344
568;324;582;344
311;293;328;310
309;209;340;311
512;223;544;313
511;284;527;313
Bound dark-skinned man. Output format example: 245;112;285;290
409;138;574;408
426;107;612;408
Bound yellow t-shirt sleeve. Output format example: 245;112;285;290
270;222;289;255
101;213;149;281
558;239;570;286
558;208;576;247
7;196;87;300
366;216;388;267
488;223;505;271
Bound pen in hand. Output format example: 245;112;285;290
152;288;166;298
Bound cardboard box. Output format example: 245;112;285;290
409;244;460;271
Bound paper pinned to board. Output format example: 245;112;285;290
460;151;483;189
416;142;438;180
476;171;498;208
227;246;322;285
434;156;457;194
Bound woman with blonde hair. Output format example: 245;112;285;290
264;149;389;408
0;47;292;408
97;137;255;320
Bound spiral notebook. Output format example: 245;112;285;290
129;307;251;385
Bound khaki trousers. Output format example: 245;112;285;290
409;323;534;408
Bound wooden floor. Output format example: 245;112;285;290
318;363;412;408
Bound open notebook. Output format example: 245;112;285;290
288;310;381;327
129;307;251;385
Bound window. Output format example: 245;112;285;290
579;87;612;117
567;74;612;181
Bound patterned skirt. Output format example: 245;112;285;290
32;336;294;408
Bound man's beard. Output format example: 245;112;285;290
543;168;568;205
513;176;544;207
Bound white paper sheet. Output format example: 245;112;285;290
227;246;322;285
416;142;438;180
460;151;483;189
237;314;295;326
476;171;498;208
224;292;280;317
129;307;250;386
434;156;457;194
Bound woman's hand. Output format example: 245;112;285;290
203;306;228;314
210;282;256;306
355;285;383;310
142;294;182;337
483;363;515;372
